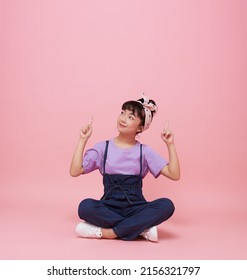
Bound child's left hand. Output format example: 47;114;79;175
161;122;175;145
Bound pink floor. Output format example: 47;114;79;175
1;174;246;260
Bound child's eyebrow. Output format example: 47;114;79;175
129;112;137;117
123;109;136;116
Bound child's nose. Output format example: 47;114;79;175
120;115;126;123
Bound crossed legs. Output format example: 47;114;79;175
77;197;175;241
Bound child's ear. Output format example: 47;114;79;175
137;126;144;133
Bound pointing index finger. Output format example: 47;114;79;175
164;121;169;130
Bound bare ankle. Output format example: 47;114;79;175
101;228;117;239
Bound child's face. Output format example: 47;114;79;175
117;109;143;135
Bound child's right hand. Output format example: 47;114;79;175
80;117;93;140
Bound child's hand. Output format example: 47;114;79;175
161;121;175;145
80;117;93;140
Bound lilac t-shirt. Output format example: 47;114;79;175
82;139;168;178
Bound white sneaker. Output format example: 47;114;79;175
75;222;102;238
140;226;158;242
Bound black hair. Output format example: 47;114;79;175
122;98;157;128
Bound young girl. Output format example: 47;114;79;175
70;94;180;242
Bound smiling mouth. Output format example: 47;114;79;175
119;123;127;128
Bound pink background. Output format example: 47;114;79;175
1;0;247;259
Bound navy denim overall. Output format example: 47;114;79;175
78;141;175;240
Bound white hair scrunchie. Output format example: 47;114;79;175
137;93;158;131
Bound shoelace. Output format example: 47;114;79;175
87;224;102;238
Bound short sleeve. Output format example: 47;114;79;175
142;145;168;178
82;142;105;174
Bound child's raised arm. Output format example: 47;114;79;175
69;118;93;177
160;122;180;181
